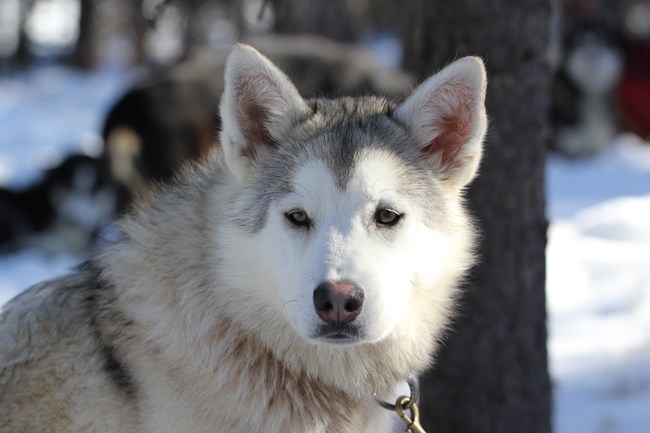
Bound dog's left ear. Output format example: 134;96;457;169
393;57;487;190
220;44;311;183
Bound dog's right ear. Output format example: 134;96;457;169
219;44;311;183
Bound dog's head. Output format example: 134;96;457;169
218;45;487;347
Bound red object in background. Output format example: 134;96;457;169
618;39;650;140
619;72;650;139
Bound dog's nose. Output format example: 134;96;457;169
313;282;364;325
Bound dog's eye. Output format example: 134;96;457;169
375;208;401;226
285;209;311;228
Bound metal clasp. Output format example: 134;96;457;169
395;396;426;433
374;376;428;433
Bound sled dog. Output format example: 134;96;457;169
0;44;487;433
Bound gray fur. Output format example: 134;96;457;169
231;96;452;234
0;45;486;433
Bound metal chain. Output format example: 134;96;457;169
375;376;419;410
375;376;428;433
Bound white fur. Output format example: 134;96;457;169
221;151;453;346
212;146;475;396
1;45;486;433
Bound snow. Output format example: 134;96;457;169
548;200;650;431
0;250;77;306
1;65;650;433
547;134;650;218
26;0;80;48
546;136;650;433
0;65;130;188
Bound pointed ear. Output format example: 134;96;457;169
219;44;311;182
393;57;487;190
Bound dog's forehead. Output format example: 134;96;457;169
235;97;448;233
284;96;415;187
291;148;403;197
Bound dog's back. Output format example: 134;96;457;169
0;269;136;432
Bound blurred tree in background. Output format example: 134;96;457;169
402;1;552;432
70;0;97;68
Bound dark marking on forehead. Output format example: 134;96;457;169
304;97;407;189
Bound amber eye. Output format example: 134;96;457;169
375;208;402;226
285;209;311;228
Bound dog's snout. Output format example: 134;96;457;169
313;282;364;325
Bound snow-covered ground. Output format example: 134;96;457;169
546;135;650;433
1;65;649;433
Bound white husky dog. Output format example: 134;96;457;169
0;44;487;433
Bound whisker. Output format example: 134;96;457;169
281;299;299;321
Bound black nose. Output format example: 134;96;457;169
313;282;364;325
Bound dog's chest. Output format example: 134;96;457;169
131;345;391;433
138;378;387;433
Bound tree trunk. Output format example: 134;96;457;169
70;0;96;69
130;0;149;66
401;1;551;432
13;0;35;69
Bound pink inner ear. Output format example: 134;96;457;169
234;76;278;156
421;85;474;169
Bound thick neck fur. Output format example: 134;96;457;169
96;153;474;428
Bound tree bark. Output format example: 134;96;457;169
70;0;96;69
13;0;35;69
401;1;551;432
